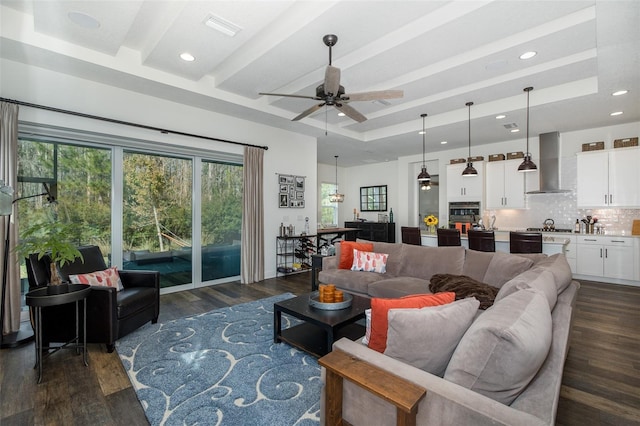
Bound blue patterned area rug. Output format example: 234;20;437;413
116;293;321;426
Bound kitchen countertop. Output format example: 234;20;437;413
421;232;569;245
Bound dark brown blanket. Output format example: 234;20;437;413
429;274;499;310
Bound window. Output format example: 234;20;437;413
16;130;243;297
360;185;387;211
320;182;338;226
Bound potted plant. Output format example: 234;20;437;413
15;218;83;293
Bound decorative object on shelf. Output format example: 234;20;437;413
389;208;394;223
417;113;431;190
278;174;306;208
518;87;538;172
613;137;638;148
329;155;344;203
462;102;478;177
424;215;439;234
359;185;387;211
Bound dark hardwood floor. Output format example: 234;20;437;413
1;274;638;425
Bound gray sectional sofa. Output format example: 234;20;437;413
318;241;580;426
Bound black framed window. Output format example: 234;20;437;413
360;185;387;211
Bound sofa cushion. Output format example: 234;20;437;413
368;292;456;353
318;269;386;295
338;241;374;269
530;254;573;293
117;287;157;318
495;269;558;309
482;252;534;288
351;249;389;273
371;241;405;276
384;297;480;376
462;250;495;283
398;245;465;280
429;274;499;309
367;277;431;298
444;289;552;405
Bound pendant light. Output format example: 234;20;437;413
518;86;538;172
329;155;344;203
417;113;431;191
462;101;478;177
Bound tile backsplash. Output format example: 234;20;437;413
484;156;640;235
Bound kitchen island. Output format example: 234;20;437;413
421;230;570;256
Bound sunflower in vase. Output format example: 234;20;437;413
424;215;438;233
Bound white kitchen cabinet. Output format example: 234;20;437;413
485;159;532;209
575;235;635;280
446;162;484;202
577;148;640;207
562;235;577;273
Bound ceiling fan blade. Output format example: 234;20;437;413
259;92;319;100
344;90;404;102
335;103;367;123
292;103;325;121
324;65;341;96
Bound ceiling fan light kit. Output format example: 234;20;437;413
518;86;538;173
259;34;403;123
462;101;478;177
417;113;431;190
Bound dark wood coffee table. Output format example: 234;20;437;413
274;292;370;357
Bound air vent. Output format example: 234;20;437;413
503;123;518;129
204;14;242;37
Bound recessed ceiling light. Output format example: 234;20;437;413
511;129;520;133
610;111;623;116
495;114;506;119
204;13;242;37
612;90;628;96
440;141;447;145
68;11;100;29
180;52;195;62
519;51;537;60
337;112;346;117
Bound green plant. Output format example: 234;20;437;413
15;219;83;285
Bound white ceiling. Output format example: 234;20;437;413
1;0;638;166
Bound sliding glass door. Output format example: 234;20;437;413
201;160;242;282
17;136;243;295
122;151;193;289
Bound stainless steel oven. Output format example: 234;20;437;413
448;201;481;233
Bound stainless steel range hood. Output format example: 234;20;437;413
526;131;571;194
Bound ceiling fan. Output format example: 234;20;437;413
259;34;403;123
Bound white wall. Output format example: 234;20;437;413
1;58;317;279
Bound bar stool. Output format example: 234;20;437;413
401;226;422;245
437;228;461;246
509;231;543;253
467;230;496;252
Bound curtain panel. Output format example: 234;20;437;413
241;146;264;283
1;102;20;334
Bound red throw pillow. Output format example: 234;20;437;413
368;292;456;353
338;241;374;269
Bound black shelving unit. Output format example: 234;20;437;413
276;235;317;276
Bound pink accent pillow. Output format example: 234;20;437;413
351;249;389;273
69;266;124;291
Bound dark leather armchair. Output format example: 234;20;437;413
25;245;160;352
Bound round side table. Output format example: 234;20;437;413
26;284;91;384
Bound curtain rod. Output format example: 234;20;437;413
0;97;268;151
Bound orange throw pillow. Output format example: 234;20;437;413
338;241;374;269
368;292;456;353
